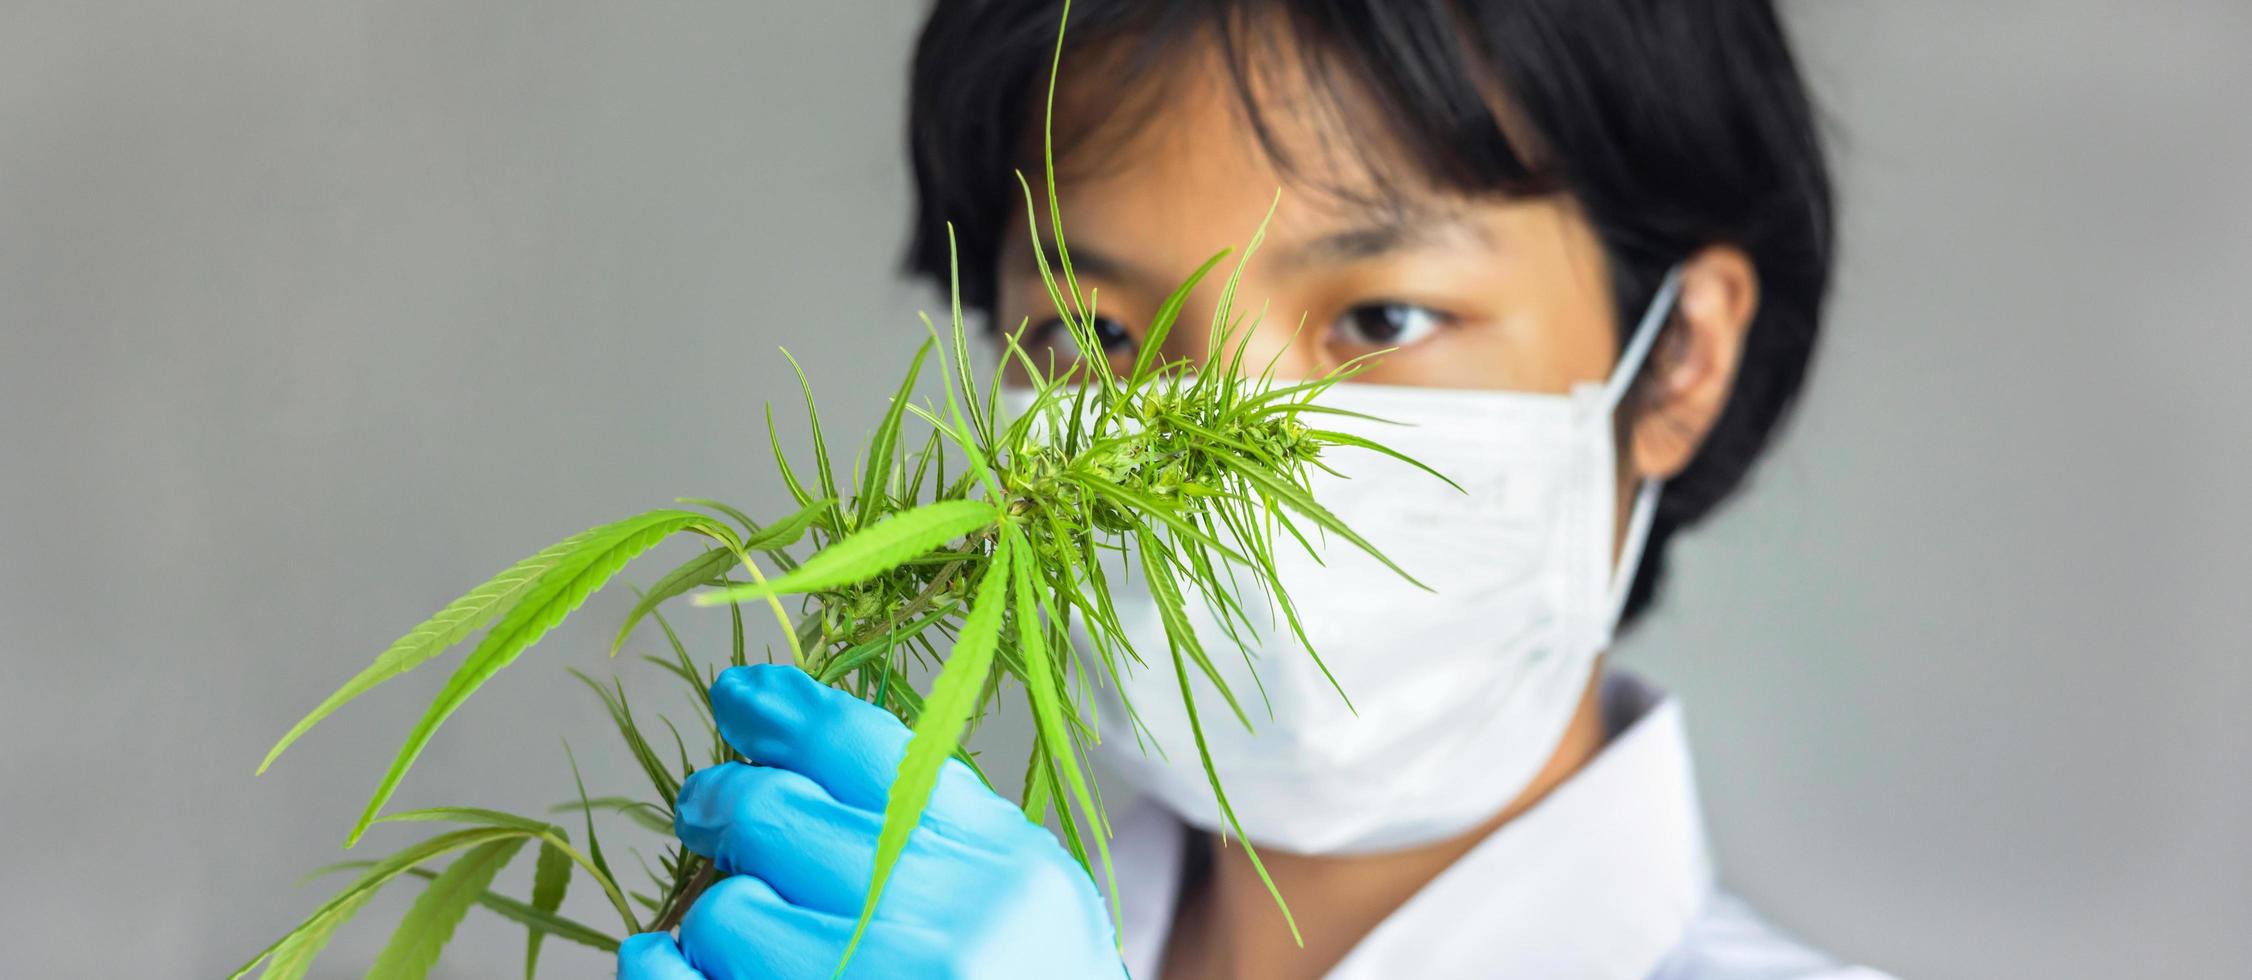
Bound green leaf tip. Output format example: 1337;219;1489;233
257;520;623;775
341;510;723;849
367;836;528;980
837;533;1017;974
693;499;999;606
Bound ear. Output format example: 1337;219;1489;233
1627;245;1759;481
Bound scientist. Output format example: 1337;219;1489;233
621;0;1889;976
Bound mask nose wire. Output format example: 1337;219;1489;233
1599;265;1686;636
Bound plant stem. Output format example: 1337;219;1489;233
653;861;718;934
728;545;805;665
817;527;999;670
871;559;965;639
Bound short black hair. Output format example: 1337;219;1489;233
904;0;1836;628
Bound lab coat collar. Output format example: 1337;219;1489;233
1103;669;1714;979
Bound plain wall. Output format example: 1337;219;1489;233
2;2;2246;977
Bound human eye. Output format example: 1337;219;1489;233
1022;313;1138;366
1329;301;1452;349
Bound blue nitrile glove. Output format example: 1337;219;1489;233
615;663;1126;979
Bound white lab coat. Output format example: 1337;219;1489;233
1099;671;1896;979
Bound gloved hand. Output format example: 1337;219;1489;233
615;663;1126;979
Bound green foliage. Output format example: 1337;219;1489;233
256;523;617;775
341;509;739;847
368;836;527;979
238;825;579;980
243;2;1437;973
841;526;1015;966
694;499;999;606
619;554;736;669
525;840;574;978
1004;521;1117;922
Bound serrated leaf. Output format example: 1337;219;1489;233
677;497;762;538
1004;524;1119;927
765;405;816;511
233;827;531;980
1130;249;1228;381
780;348;846;531
570;669;680;805
1304;428;1464;493
729;596;748;670
639;609;712;723
245;889;376;980
608;496;836;656
813;602;961;686
368;836;528;980
259;518;641;775
1137;535;1251;731
1160;607;1300;945
527;840;573;977
377;807;556;833
345;511;723;847
1078;477;1248;565
740;496;836;552
938;227;997;447
860;341;932;527
303;861;619;955
694;500;997;605
1020;740;1055;825
610;547;737;656
840;533;1015;970
916;306;1005;504
563;742;615;891
904;427;940;503
1230;463;1426;589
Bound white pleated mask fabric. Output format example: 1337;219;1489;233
1010;269;1680;855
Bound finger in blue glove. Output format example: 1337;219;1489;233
617;932;706;979
618;664;1126;980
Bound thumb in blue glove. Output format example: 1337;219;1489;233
615;663;1126;979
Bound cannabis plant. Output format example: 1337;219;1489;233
236;12;1436;979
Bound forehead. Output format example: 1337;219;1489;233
1024;29;1460;263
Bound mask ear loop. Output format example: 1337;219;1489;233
1600;265;1685;635
1601;266;1685;411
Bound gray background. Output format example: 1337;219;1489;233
3;2;2246;977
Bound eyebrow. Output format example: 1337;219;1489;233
1272;207;1496;271
1015;240;1169;294
1007;204;1495;290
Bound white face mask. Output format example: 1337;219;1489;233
1070;269;1682;856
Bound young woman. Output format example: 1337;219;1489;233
621;1;1884;977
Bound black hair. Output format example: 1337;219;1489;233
904;0;1836;628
